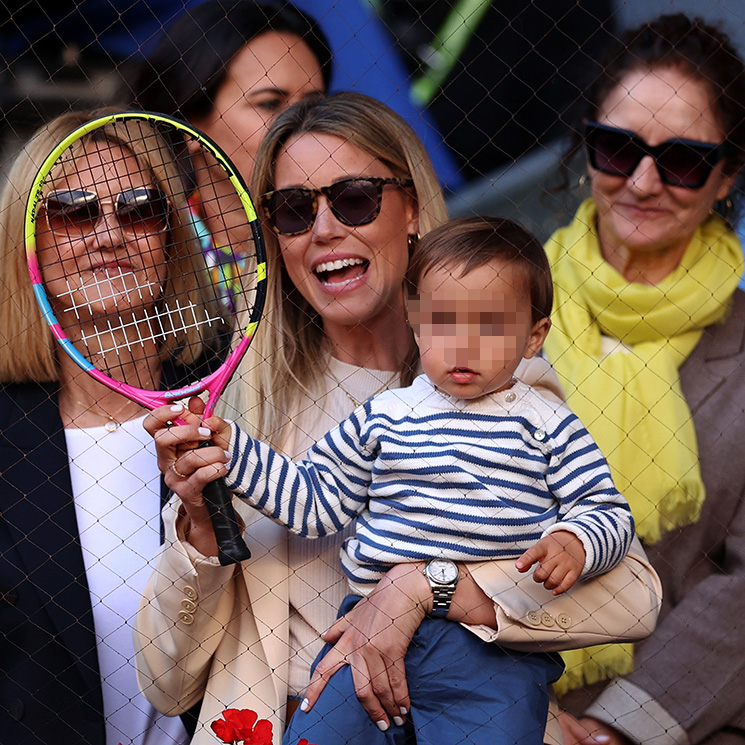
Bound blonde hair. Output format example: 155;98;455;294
0;109;221;383
222;92;448;445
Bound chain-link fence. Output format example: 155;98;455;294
2;1;745;744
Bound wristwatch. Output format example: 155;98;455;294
423;559;459;618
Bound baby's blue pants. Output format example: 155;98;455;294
283;594;563;745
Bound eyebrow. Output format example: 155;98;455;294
246;86;289;98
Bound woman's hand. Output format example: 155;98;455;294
144;398;232;556
302;562;432;731
302;561;498;729
559;711;630;745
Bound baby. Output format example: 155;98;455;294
189;216;634;745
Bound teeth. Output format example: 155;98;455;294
314;257;365;274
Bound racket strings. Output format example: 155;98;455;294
33;115;262;393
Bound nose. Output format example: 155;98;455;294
86;206;126;249
628;154;663;194
444;326;481;363
311;194;346;242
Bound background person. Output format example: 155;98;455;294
0;109;221;744
127;0;331;296
540;14;745;745
134;93;661;745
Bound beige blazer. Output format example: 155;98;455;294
135;496;661;745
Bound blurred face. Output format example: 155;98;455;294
409;260;550;399
272;132;418;333
192;31;324;180
36;142;168;326
591;67;735;267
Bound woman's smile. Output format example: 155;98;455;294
312;255;369;288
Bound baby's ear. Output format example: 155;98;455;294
524;317;551;359
405;291;420;332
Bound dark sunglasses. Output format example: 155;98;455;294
260;176;414;236
42;187;170;237
584;120;730;189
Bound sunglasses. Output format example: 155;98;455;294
41;187;170;237
260;176;414;236
584;120;730;189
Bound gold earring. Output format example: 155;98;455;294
408;233;420;252
578;174;588;188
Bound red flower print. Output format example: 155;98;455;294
210;709;273;744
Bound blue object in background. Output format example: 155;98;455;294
293;0;463;191
737;223;745;290
1;0;462;191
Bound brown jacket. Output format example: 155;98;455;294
581;289;745;745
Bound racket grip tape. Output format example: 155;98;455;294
199;442;252;565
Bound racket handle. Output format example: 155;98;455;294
199;441;252;565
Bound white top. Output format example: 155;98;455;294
228;376;633;593
66;415;188;745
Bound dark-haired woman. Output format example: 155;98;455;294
541;14;745;745
128;0;330;298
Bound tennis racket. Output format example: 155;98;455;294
25;111;266;565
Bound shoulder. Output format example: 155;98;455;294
682;289;745;383
0;381;56;425
369;375;434;412
516;382;574;423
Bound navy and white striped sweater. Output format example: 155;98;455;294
227;375;634;593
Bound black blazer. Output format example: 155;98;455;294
0;381;173;744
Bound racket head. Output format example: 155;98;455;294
24;111;266;415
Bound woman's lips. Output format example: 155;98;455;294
313;256;369;288
90;262;135;276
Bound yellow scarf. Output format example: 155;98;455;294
545;199;743;695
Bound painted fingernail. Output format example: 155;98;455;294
224;450;231;460
198;427;211;437
170;404;183;413
399;707;408;715
595;737;611;744
376;721;389;732
300;699;309;712
393;716;405;727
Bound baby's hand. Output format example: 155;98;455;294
515;531;586;595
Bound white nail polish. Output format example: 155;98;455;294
399;707;408;715
376;721;389;732
170;404;183;413
393;716;405;726
224;450;231;460
299;699;309;712
198;427;211;437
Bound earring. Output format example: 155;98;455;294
578;174;588;188
408;232;420;253
713;196;735;221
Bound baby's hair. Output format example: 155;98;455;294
407;216;553;323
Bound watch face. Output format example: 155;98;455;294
428;559;458;584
